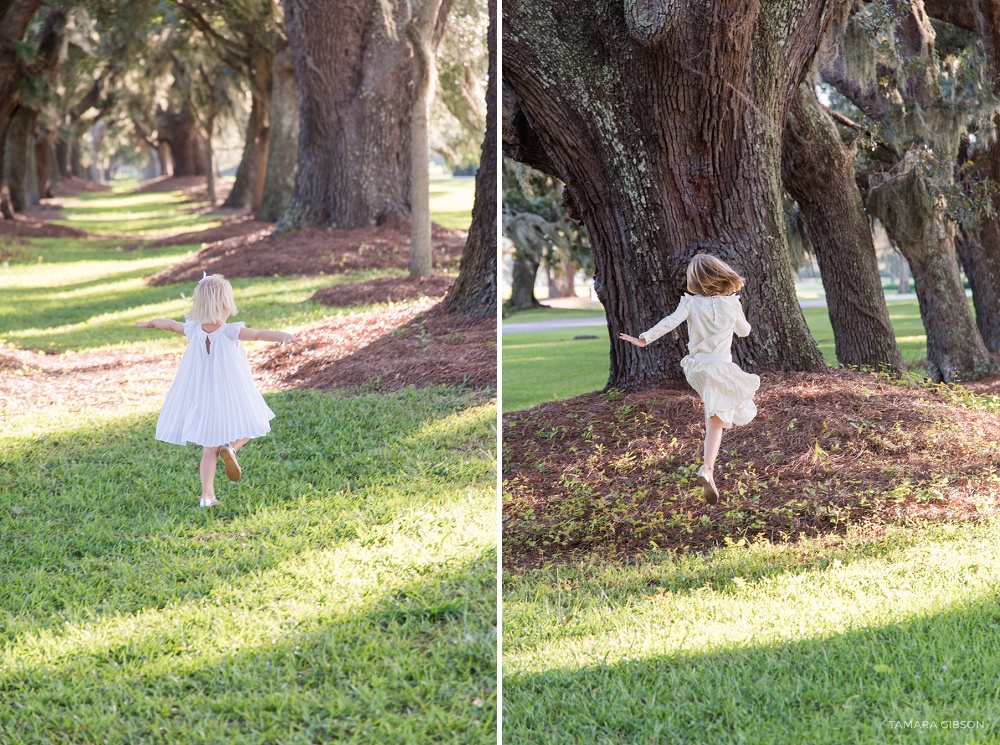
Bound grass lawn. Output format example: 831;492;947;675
503;520;1000;743
0;187;497;743
429;175;476;230
502;307;606;324
502;301;944;412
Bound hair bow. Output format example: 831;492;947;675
197;271;208;284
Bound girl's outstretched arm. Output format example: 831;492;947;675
135;318;185;334
239;327;300;345
619;333;647;347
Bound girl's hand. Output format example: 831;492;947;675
619;333;647;348
135;321;154;328
282;334;301;345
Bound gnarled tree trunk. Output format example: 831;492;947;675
278;0;412;230
4;106;39;212
224;48;272;211
782;82;904;373
955;224;1000;350
444;0;497;318
504;0;838;388
157;105;206;177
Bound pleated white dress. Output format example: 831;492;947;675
640;293;760;428
155;321;275;447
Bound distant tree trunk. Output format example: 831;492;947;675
898;256;910;294
956;225;1000;350
4;106;39;212
204;135;216;204
782;83;904;373
158;106;205;177
444;0;496;318
278;0;413;230
505;0;836;388
257;41;299;222
406;0;449;278
869;163;997;382
222;53;274;210
505;251;541;312
552;256;577;298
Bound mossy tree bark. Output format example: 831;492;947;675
782;82;904;373
504;0;839;389
444;0;497;318
278;0;415;230
822;2;997;382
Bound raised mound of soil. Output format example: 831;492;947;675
49;177;111;196
253;300;495;393
0;216;89;242
147;222;466;285
145;214;273;249
503;369;1000;568
310;275;455;308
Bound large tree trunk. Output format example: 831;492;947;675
444;0;497;318
4;106;39;213
277;0;413;230
956;225;1000;350
782;83;904;373
257;41;299;222
504;0;838;389
157;105;206;177
869;163;997;382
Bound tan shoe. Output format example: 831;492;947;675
696;466;719;505
220;445;242;482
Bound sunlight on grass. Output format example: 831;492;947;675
503;521;1000;743
430;176;475;230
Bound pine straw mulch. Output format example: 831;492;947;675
0;215;89;242
0;300;495;421
0;344;181;419
309;275;455;308
144;214;272;249
147;222;466;285
503;368;1000;569
253;300;496;393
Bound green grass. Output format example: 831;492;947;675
503;306;606;324
51;189;225;238
429;175;476;230
0;187;497;743
503;520;1000;743
502;300;944;412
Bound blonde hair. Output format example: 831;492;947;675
686;254;745;296
186;274;238;323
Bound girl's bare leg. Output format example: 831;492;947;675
704;415;725;472
200;446;220;498
229;437;251;452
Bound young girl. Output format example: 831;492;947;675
620;254;760;504
136;273;299;508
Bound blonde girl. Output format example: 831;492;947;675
136;273;299;508
620;254;760;503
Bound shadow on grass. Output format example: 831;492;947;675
504;594;1000;744
0;387;494;637
0;549;496;744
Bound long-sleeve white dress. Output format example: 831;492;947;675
640;293;760;428
155;321;275;447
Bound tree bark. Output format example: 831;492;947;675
277;0;414;230
257;40;299;222
3;106;38;213
224;86;270;210
869;163;996;382
504;252;541;313
956;224;1000;350
444;0;497;318
0;0;44;174
35;128;53;198
782;83;904;373
504;0;839;388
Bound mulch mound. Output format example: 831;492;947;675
147;222;466;285
503;369;1000;568
0;344;181;419
253;300;496;393
49;177;111;196
0;216;89;242
145;214;272;249
310;275;455;308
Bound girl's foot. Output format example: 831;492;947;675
220;445;242;482
200;495;219;508
696;466;719;505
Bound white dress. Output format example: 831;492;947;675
155;321;275;447
640;293;760;428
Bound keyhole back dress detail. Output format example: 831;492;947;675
155;321;275;447
639;293;761;428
